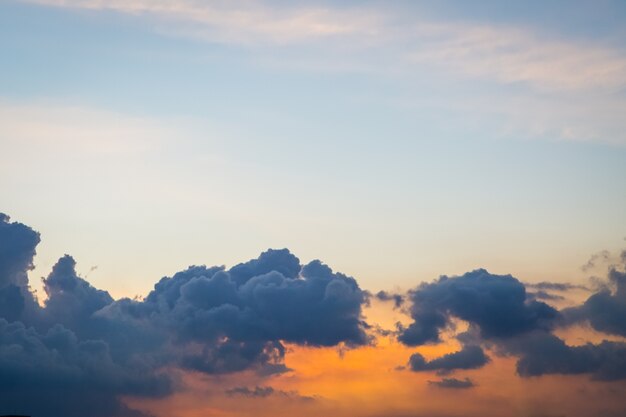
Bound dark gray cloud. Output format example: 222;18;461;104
527;290;565;301
526;282;589;291
409;345;489;374
400;262;626;381
398;269;558;346
134;251;370;376
375;290;404;309
3;210;626;417
0;214;41;325
0;213;40;289
0;214;368;417
225;385;315;401
563;257;626;338
42;255;114;333
504;332;626;381
0;318;171;417
427;377;475;389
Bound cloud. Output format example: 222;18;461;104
581;250;612;272
526;282;589;291
42;255;114;332
400;259;626;381
504;332;626;381
0;214;368;417
0;318;171;417
20;0;381;45
0;213;40;289
374;290;405;309
562;253;626;337
427;377;475;389
142;250;370;347
398;269;558;346
4;210;626;417
0;214;41;325
527;290;565;302
3;2;624;147
409;345;489;374
19;1;626;93
225;385;315;401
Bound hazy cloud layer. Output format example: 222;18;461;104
14;0;626;145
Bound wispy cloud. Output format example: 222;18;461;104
20;0;626;92
0;100;171;155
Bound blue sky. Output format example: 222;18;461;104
1;0;625;298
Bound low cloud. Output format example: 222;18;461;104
427;377;475;389
563;253;626;338
399;260;626;381
398;269;558;346
505;332;626;381
374;290;405;309
527;290;565;302
225;385;315;401
409;345;489;374
526;282;589;291
0;213;367;417
3;211;626;417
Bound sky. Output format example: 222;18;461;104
1;1;626;417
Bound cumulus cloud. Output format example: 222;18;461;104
409;345;489;374
0;214;40;325
0;318;171;417
0;213;39;289
400;263;626;381
563;252;626;337
42;255;114;332
391;249;626;414
504;332;626;381
3;211;626;417
0;213;368;417
398;269;558;346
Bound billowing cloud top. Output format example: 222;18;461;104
1;212;626;416
398;269;558;346
0;213;368;417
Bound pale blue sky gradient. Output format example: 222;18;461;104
1;0;625;298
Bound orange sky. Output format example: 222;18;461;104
126;299;626;417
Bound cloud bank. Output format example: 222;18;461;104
399;263;626;380
0;213;368;416
1;212;626;416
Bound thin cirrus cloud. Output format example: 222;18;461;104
0;101;174;155
15;0;626;146
20;0;626;92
